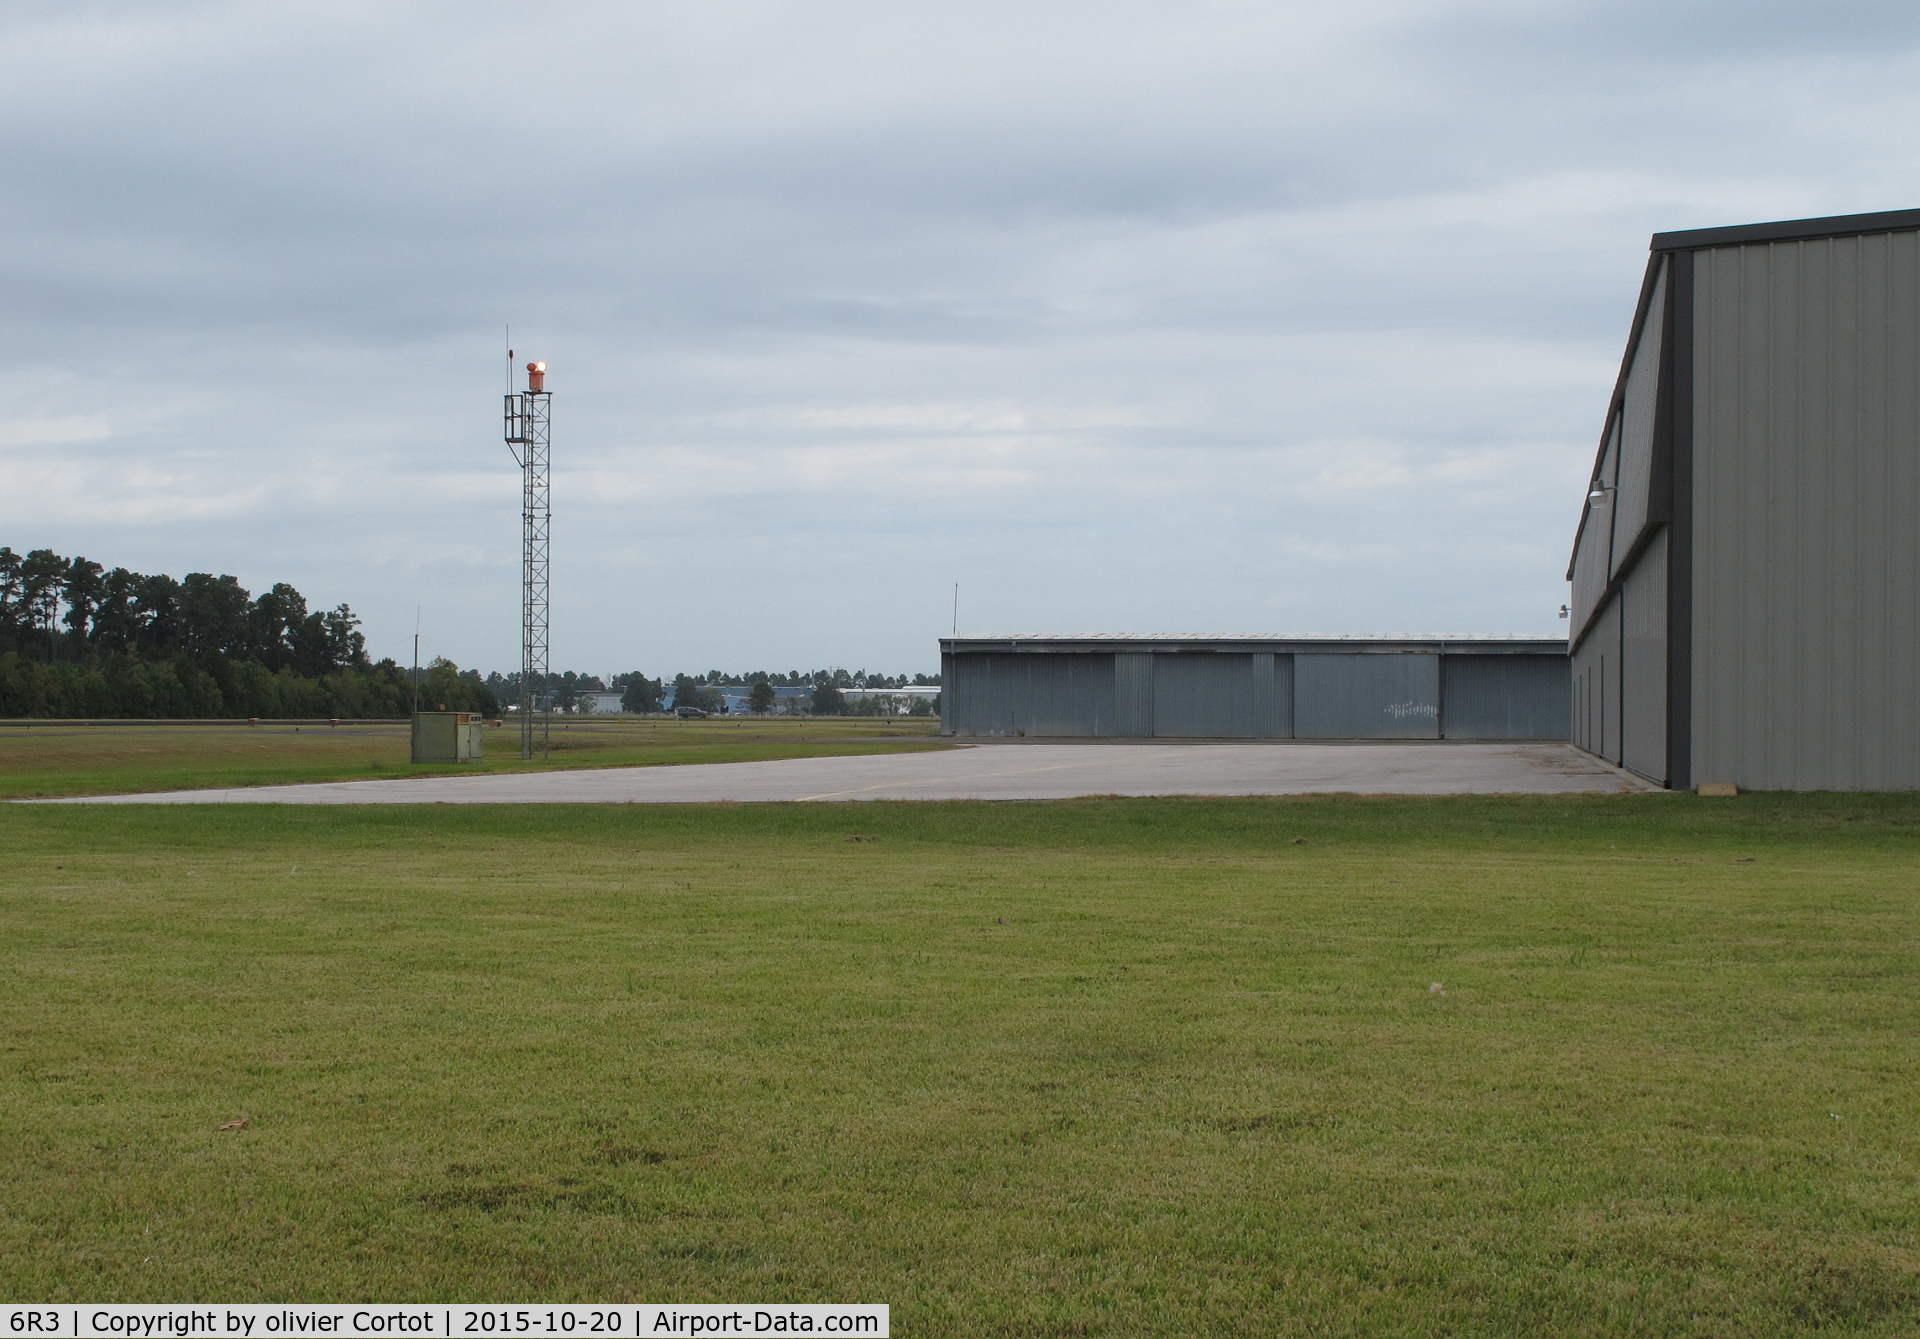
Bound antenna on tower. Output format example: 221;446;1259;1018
504;356;552;760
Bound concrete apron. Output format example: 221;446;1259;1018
36;742;1659;805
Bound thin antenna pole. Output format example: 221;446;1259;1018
412;607;421;716
952;583;959;635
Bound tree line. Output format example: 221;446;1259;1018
682;669;941;690
0;545;497;719
645;669;940;716
482;669;618;713
1;543;929;721
478;667;941;716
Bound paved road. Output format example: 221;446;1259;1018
43;742;1656;804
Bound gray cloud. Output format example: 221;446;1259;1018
4;0;1919;675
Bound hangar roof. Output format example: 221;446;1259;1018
942;634;1567;655
1652;206;1920;252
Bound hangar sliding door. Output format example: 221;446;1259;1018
947;653;1116;736
1620;529;1668;783
1152;654;1255;737
1571;598;1623;764
1251;652;1294;738
1294;654;1440;739
1440;656;1571;739
1114;653;1154;736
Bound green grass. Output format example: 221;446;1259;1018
0;717;948;799
2;794;1918;1333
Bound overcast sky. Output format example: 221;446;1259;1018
4;0;1918;677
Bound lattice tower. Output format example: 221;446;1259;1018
504;363;551;760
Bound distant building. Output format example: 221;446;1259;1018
636;683;935;715
836;686;939;717
659;685;814;714
939;634;1567;739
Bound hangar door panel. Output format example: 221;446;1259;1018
1153;654;1255;737
1295;654;1440;739
1113;653;1154;736
1570;597;1623;764
948;653;1115;736
1250;653;1294;738
1620;529;1668;783
1441;656;1571;739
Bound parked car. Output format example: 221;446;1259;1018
675;705;709;719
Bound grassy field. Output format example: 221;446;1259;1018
0;717;947;799
3;793;1917;1333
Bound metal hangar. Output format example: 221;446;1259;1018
939;635;1569;740
1569;206;1920;790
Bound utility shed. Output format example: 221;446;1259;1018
1569;206;1920;791
940;635;1569;740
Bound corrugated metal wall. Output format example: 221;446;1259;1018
1294;654;1441;739
1114;653;1154;736
1152;653;1254;736
1571;597;1623;763
1571;423;1620;629
1566;254;1666;779
1620;527;1669;783
946;647;1564;740
947;652;1116;736
1441;655;1572;740
1692;231;1920;788
1612;262;1666;575
1571;651;1589;753
1250;653;1294;738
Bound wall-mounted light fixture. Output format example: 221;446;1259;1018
1558;604;1570;619
1588;481;1614;504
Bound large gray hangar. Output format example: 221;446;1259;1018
1570;206;1920;791
940;635;1569;740
1566;204;1920;787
